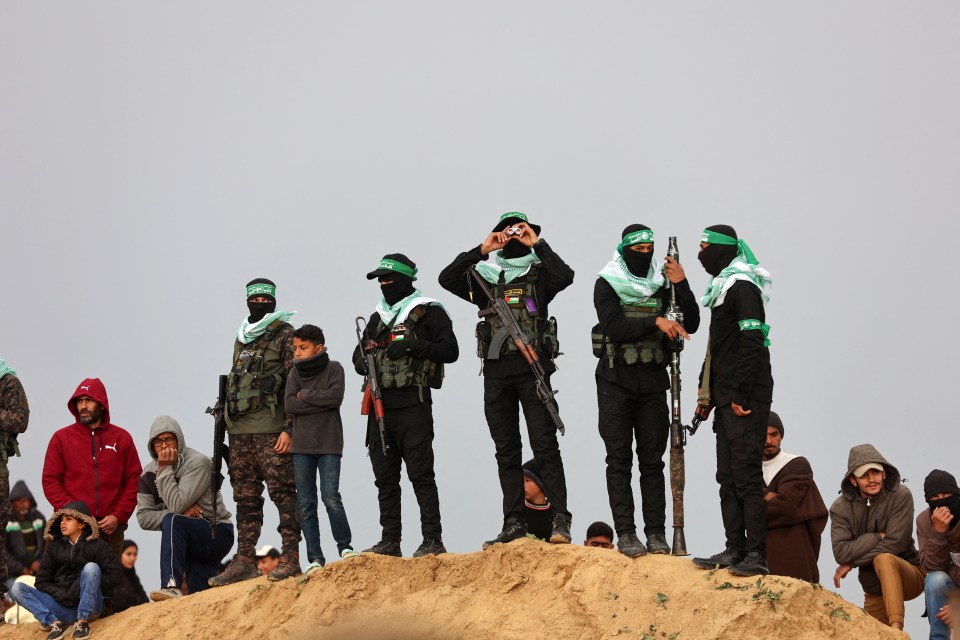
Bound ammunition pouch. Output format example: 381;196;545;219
226;322;287;418
591;299;666;367
374;307;444;394
0;432;20;464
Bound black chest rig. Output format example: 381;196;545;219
372;306;444;394
592;297;667;367
475;265;560;361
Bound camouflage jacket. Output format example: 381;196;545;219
0;374;29;474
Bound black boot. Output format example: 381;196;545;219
646;532;670;555
413;538;447;557
692;546;744;570
363;540;402;557
617;531;647;558
482;518;528;550
727;552;769;577
549;512;572;544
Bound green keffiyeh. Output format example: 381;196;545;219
0;358;15;379
701;255;772;309
597;251;665;304
238;310;296;344
474;250;540;284
375;289;443;325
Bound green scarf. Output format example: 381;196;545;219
238;310;296;344
375;289;442;326
701;255;772;309
597;251;665;304
474;250;540;284
0;359;15;379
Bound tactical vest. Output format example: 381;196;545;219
227;320;289;419
373;306;443;394
475;265;560;360
591;297;666;367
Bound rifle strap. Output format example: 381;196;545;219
697;336;712;407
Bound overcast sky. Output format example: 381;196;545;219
2;3;958;637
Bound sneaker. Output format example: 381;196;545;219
363;540;402;557
268;552;302;581
549;513;572;544
412;538;447;557
71;621;91;640
149;587;182;602
646;532;670;555
482;518;528;550
692;546;745;570
208;555;259;587
727;552;769;577
340;548;360;559
617;531;647;558
304;561;325;576
46;622;68;640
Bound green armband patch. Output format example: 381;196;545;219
738;319;771;347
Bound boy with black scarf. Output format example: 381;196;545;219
353;254;459;558
917;469;960;639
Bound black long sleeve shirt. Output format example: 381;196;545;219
437;239;575;377
593;276;700;393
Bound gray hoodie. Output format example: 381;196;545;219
829;443;919;595
136;415;231;531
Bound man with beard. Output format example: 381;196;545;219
209;278;302;586
916;469;960;640
42;378;141;557
353;254;458;557
0;358;29;591
438;212;574;548
593;225;699;557
760;411;827;582
690;225;773;577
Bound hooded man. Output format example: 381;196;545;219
593;225;700;557
137;416;234;601
0;358;29;590
760;411;827;582
353;254;459;558
210;278;301;586
916;469;960;640
830;444;925;630
438;212;575;549
5;480;46;592
42;378;141;557
690;225;774;578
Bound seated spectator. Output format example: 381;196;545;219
256;546;280;577
523;460;554;541
917;469;960;640
137;416;234;602
5;480;46;592
110;540;147;613
583;522;614;549
8;501;122;640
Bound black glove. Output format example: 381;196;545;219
354;358;368;376
385;340;413;360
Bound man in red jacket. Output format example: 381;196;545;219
42;379;141;556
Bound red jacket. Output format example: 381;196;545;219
41;379;142;525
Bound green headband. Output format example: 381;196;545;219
499;211;528;224
617;229;655;255
246;283;276;298
699;229;759;265
377;259;418;280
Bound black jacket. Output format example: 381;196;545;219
438;240;574;377
593;277;700;393
699;281;773;407
5;480;46;576
111;567;148;612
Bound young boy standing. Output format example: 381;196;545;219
9;500;121;640
285;324;358;574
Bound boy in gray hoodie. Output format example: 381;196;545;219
830;443;926;630
137;416;234;600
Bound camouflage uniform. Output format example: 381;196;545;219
0;373;30;587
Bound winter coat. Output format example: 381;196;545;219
829;444;920;595
41;379;141;523
35;503;122;607
137;415;232;530
764;456;827;582
0;372;29;477
5;480;46;576
916;508;960;588
284;354;346;455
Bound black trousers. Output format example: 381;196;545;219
367;403;442;542
484;373;569;522
713;402;770;555
596;377;669;536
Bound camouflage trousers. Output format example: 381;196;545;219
227;433;300;558
0;475;7;585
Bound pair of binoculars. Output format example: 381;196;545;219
505;226;525;236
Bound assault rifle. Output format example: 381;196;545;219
355;316;389;455
205;374;229;539
665;236;695;556
468;267;565;435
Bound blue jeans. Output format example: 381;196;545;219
926;570;958;640
293;453;352;564
10;563;103;626
160;513;234;594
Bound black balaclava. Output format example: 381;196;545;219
698;224;739;277
501;239;532;259
925;469;960;522
246;277;277;323
381;273;415;306
620;224;654;277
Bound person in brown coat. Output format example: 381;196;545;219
761;411;827;582
916;469;960;640
830;444;926;631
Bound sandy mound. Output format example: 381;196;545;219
0;539;907;640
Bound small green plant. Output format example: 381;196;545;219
247;583;264;595
829;606;851;621
640;625;657;640
751;579;783;611
703;566;720;580
655;592;669;609
714;581;750;591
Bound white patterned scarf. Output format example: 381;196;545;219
701;256;772;309
474;250;540;285
238;310;296;344
597;252;665;305
376;289;442;326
